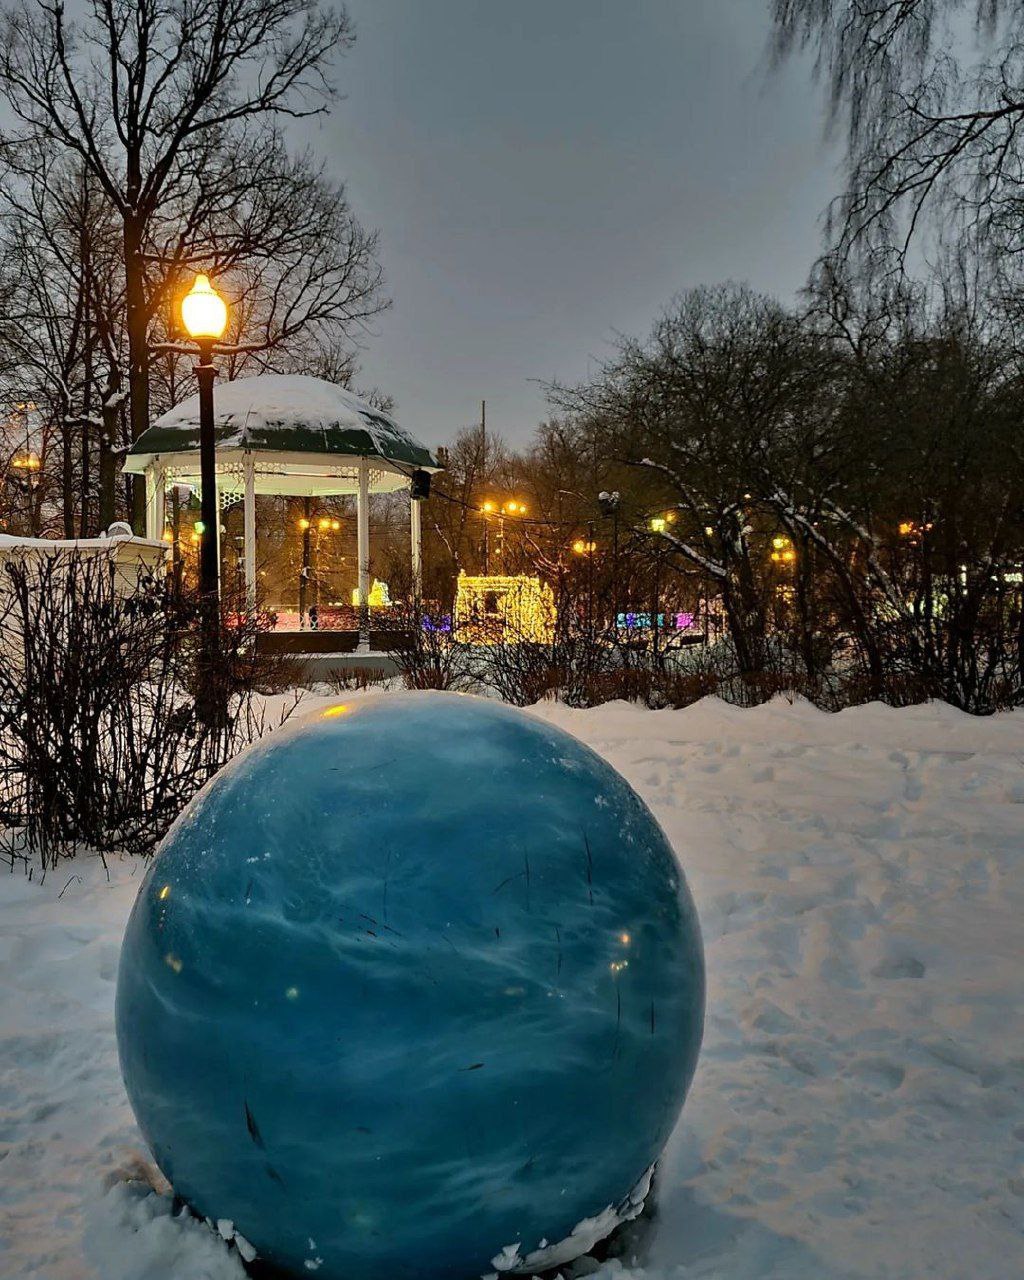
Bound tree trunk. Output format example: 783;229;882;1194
123;216;149;533
61;416;74;538
98;393;119;532
79;419;91;536
720;581;757;674
79;330;94;535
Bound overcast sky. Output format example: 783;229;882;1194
314;0;840;447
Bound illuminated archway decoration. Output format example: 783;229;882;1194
454;572;556;644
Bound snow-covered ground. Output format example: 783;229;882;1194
2;694;1022;1279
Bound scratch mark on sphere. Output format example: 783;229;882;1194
244;1101;265;1149
582;831;594;905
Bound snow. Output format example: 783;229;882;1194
145;374;434;464
0;529;166;553
2;693;1023;1279
508;1164;655;1273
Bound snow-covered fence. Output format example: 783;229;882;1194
0;524;167;594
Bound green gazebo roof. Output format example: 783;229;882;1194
125;374;437;473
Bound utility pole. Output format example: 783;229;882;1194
480;400;488;576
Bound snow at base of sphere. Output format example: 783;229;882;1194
84;1183;249;1280
490;1163;655;1275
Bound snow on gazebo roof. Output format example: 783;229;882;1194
124;374;438;475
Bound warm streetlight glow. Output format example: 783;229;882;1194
772;535;787;550
331;519;341;531
181;273;228;341
650;516;667;533
298;517;311;531
504;499;526;515
898;520;914;536
572;539;597;555
318;516;331;531
162;529;173;543
12;453;40;470
481;500;495;513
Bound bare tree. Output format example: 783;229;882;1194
0;0;385;528
771;1;1024;261
552;284;820;672
0;148;128;535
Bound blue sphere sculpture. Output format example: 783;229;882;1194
116;693;704;1280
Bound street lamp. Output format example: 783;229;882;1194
598;489;621;631
498;499;525;570
181;273;228;601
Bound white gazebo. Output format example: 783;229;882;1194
123;374;441;648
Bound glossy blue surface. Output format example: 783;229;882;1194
116;693;704;1280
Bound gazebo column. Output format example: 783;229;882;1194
357;456;371;651
243;452;256;610
410;490;423;603
144;462;165;541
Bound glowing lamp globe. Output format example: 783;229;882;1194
181;273;227;340
115;693;704;1280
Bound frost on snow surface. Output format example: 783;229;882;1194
2;694;1024;1279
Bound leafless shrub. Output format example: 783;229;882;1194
0;550;297;871
323;666;394;694
382;606;478;692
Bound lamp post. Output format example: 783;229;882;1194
481;500;494;573
571;527;597;635
598;489;620;631
181;274;228;601
181;273;228;721
298;505;312;627
649;515;669;665
499;499;525;571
